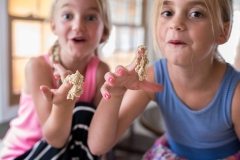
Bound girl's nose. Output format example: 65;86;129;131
72;18;85;32
169;15;186;31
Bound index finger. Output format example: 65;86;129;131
139;80;164;92
127;45;149;80
53;63;72;82
126;45;147;71
126;56;137;71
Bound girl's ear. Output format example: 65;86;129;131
50;19;57;35
216;21;231;45
100;28;109;43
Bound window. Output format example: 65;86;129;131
8;0;56;105
8;0;147;105
101;0;147;71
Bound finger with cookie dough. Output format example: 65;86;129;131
63;70;84;100
134;45;149;81
39;63;80;106
101;45;163;100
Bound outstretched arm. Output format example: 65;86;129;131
234;42;240;70
25;57;76;148
38;63;77;148
88;56;163;155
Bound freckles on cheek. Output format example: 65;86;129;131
157;23;166;40
157;29;166;45
157;30;167;54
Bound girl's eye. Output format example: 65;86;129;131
86;15;97;21
161;11;172;17
62;14;73;19
190;11;203;18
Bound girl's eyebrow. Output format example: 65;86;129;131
60;3;99;12
163;0;207;8
162;0;173;6
60;3;71;9
88;7;100;12
187;1;207;8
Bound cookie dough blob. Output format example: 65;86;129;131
63;70;84;100
135;45;149;81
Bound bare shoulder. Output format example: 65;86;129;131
92;60;109;106
25;56;50;72
232;81;240;138
96;60;110;83
25;56;52;80
23;56;54;127
24;56;53;93
232;81;240;115
97;60;110;76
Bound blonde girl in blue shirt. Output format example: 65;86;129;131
88;0;240;159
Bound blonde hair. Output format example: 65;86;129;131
48;0;112;65
151;0;233;59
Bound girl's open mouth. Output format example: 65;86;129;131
72;38;86;43
168;40;186;45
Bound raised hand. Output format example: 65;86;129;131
39;63;76;107
101;56;164;100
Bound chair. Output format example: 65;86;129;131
139;105;165;137
106;102;165;160
106;123;157;160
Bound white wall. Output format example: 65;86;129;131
234;0;240;10
0;0;18;124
